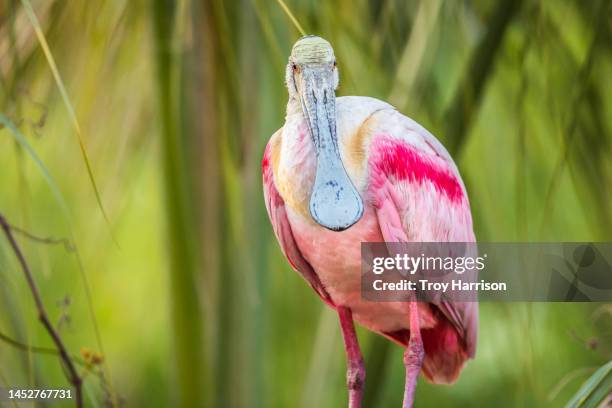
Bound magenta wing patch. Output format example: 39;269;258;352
369;135;465;204
367;135;478;380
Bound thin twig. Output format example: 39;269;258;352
0;328;122;403
0;213;82;408
0;330;69;357
8;223;74;251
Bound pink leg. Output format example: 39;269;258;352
338;307;366;408
402;302;424;408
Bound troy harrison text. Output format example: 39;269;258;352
372;279;507;292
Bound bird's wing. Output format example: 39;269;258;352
262;133;334;307
365;111;478;360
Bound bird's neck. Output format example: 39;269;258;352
285;96;302;117
276;107;317;219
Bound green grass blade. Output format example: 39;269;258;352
20;0;115;241
300;307;342;408
0;113;70;220
152;0;205;406
565;361;612;408
276;0;306;36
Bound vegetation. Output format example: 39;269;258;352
0;0;610;406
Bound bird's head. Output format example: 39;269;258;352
286;36;339;102
285;36;363;232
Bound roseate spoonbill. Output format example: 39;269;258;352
263;36;477;408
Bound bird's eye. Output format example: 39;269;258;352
292;63;300;74
333;60;337;69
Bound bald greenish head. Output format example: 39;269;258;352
285;36;363;232
291;36;335;65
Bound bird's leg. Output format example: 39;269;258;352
402;301;424;408
338;307;366;408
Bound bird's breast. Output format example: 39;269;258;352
285;202;380;304
286;204;436;333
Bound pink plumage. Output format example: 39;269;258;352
265;36;477;408
369;136;465;204
263;107;477;378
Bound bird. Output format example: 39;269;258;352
262;35;477;408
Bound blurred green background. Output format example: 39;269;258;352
0;0;611;407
